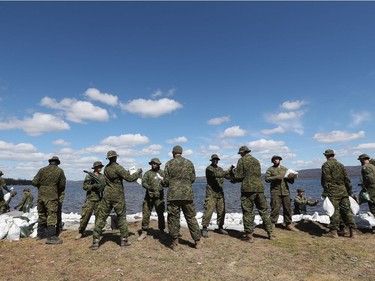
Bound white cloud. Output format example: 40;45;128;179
167;88;176;97
100;133;149;147
222;126;246;138
207;116;230;125
53;139;71;146
0;112;70;136
266;111;305;123
84;88;118;106
353;143;375;150
248;138;290;154
0;140;45;161
151;90;163;98
261;126;286;135
281;100;308;110
349;112;371;127
120;98;182;117
166;136;188;144
208;145;220;151
314;130;365;143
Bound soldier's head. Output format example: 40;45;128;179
172;145;183;157
210;154;220;165
323;149;335;159
92;161;104;171
237;146;251;156
106;150;119;161
149;158;161;170
357;153;370;165
297;188;304;194
48;156;61;165
23;187;30;193
271;155;282;165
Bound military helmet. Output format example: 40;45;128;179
48;156;61;165
357;153;370;160
172;145;183;154
238;145;251;154
106;150;119;159
0;170;3;176
323;149;335;156
210;154;220;161
23;187;30;192
149;158;162;165
91;161;104;169
296;188;304;193
271;155;282;162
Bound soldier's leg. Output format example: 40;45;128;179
201;196;215;228
216;196;226;228
79;200;96;233
282;194;293;225
36;198;47;239
113;196;128;239
339;197;356;229
329;197;341;230
141;197;152;231
270;194;282;224
155;198;165;231
255;192;273;234
45;199;63;244
167;201;181;239
92;198;112;240
241;193;255;234
181;200;201;242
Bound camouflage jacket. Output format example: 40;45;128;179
205;164;230;198
293;195;317;212
232;154;265;193
321;158;352;198
163;155;195;201
0;177;11;200
361;162;375;197
103;162;140;199
15;193;34;210
265;165;294;196
83;173;105;202
32;164;66;200
142;169;165;198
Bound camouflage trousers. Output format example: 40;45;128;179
270;194;293;225
37;197;59;227
79;199;100;233
93;195;128;239
167;200;201;241
241;192;273;234
328;195;356;230
201;196;225;228
0;199;8;214
141;195;165;231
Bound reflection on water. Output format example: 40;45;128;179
9;176;368;215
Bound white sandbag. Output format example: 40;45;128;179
322;197;335;217
6;220;20;241
349;196;360;215
0;215;12;239
284;169;299;178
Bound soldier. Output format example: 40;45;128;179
1;190;17;213
0;170;12;214
201;154;231;238
163;145;202;250
75;161;105;239
14;187;34;213
32;156;66;244
357;153;375;233
229;146;275;242
90;150;142;250
293;188;319;215
138;158;165;241
321;149;357;238
265;155;298;231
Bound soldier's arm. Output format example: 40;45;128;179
119;166;140;182
15;194;27;209
0;178;11;193
142;171;152;189
343;167;353;196
232;159;244;182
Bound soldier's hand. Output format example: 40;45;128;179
137;168;142;174
288;173;295;179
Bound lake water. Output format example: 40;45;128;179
8;176;368;215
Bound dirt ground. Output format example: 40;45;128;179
0;220;374;281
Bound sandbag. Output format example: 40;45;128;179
349;196;360;215
322;197;335;217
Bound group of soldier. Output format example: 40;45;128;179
1;145;374;249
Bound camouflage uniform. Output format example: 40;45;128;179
163;146;201;246
321;150;356;232
32;156;66;243
141;161;165;232
359;155;375;217
0;171;11;214
15;189;34;213
78;168;105;236
202;155;231;230
230;146;273;236
293;194;318;215
265;157;295;226
92;152;141;244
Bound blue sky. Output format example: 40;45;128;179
1;1;375;180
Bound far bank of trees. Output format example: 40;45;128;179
4;178;32;186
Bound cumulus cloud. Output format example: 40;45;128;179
248;138;290;154
101;133;149;147
53;139;71;146
222;126;246;138
0;140;46;161
84;88;118;106
207;116;230;125
166;136;188;144
313;130;365;143
0;112;70;136
353;143;375;150
266;111;305;123
208;145;220;151
41;97;110;123
261;126;286;135
120;98;182;117
281;100;308;110
151;90;163;98
349;111;371;128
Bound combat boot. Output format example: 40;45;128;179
195;239;202;249
75;230;84;240
121;238;131;247
323;229;338;238
201;227;208;238
45;226;63;244
217;227;228;235
137;230;148;241
36;225;47;240
170;238;179;251
268;232;276;240
349;228;357;239
242;232;254;243
90;239;100;250
338;227;349;237
285;224;299;232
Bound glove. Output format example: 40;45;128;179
137;168;143;175
288;173;295;179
